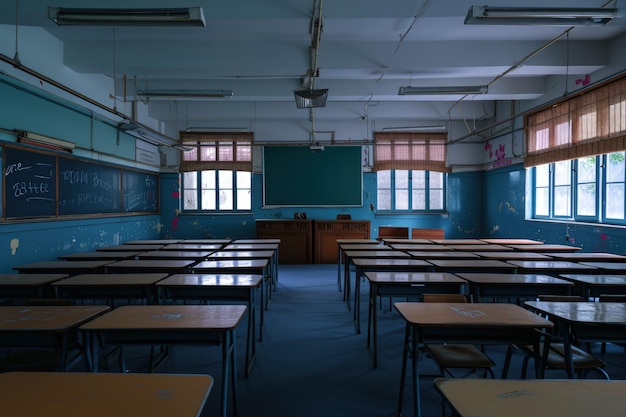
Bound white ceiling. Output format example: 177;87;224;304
2;0;626;138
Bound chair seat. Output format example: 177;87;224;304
521;342;606;369
426;344;495;368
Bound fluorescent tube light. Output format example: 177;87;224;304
398;85;488;95
118;122;191;150
465;6;618;26
382;126;447;132
294;89;328;108
137;89;234;99
48;7;206;27
17;131;76;149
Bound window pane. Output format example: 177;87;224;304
606;183;625;219
554;160;571;186
412;170;425;188
429;171;443;189
218;170;233;188
554;186;571;216
183;148;197;161
396;170;409;189
236;145;252;161
607;152;625;182
201;189;216;210
201;170;215;188
237;189;251;210
577;157;596;183
200;145;216;161
430;189;443;210
218;144;233;161
395;189;409;210
236;171;251;188
183;172;198;210
378;190;391;210
535;188;549;216
577;183;596;216
412;189;425;210
183;171;197;189
535;164;550;187
219;190;233;210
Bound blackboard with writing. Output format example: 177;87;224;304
123;169;159;212
58;158;121;215
3;146;159;219
3;147;57;217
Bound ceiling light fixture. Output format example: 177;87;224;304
294;89;328;108
136;89;234;99
118;122;191;150
464;6;618;26
398;85;488;95
48;7;206;27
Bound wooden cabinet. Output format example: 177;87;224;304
256;220;313;264
314;220;370;264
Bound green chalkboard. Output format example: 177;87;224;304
58;158;121;215
123;169;159;212
263;146;362;206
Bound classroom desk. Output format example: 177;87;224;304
221;243;280;289
161;243;224;251
105;259;197;274
192;259;271;310
430;239;487;245
0;305;109;371
506;260;598;275
182;239;233;245
382;239;433;245
350;258;434;320
337;243;388;291
456;273;574;303
549;252;626;262
579;261;626;274
395;302;553;417
58;251;143;261
506;244;582;252
445;244;513;252
13;260;113;276
434;378;626;417
389;244;454;252
0;371;214;417
479;238;544;245
97;244;165;252
124;239;181;245
559;274;626;297
137;250;214;261
156;273;263;377
470;251;553;260
364;272;467;367
405;251;480;260
0;273;68;302
233;238;282;244
525;301;626;378
52;273;168;307
427;259;518;274
80;304;245;417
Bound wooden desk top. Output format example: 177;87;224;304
0;371;213;417
549;252;626;262
428;259;517;270
80;305;247;331
431;239;487;245
13;260;113;273
471;251;553;260
124;239;181;245
97;244;165;252
406;251;479;259
52;273;168;287
58;251;142;261
382;239;433;245
344;250;411;259
364;272;466;284
479;238;544;244
506;260;598;272
336;239;379;245
136;250;214;260
106;259;196;271
161;243;224;251
339;243;389;251
457;273;573;286
435;378;626;417
395;302;552;328
193;259;270;270
560;274;626;285
234;238;281;244
222;243;279;251
352;258;433;268
446;244;512;251
507;244;582;252
0;305;109;331
526;301;626;324
181;239;232;245
389;244;453;251
157;274;263;288
206;250;275;259
0;274;68;286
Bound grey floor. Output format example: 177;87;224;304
114;264;626;417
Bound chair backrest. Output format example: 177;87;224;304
377;226;409;242
336;214;351;220
411;228;445;239
537;295;586;302
598;294;626;302
423;293;468;303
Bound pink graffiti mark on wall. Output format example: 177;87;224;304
495;144;506;161
576;74;590;87
171;216;179;232
172;191;180;198
484;142;493;158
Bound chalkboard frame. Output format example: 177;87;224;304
2;144;159;220
263;145;363;207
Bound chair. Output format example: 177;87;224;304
376;226;409;242
336;214;351;220
422;293;496;379
502;294;609;380
411;228;445;239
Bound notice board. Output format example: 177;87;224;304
263;146;362;207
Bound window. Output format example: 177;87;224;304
180;132;253;212
373;132;448;212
